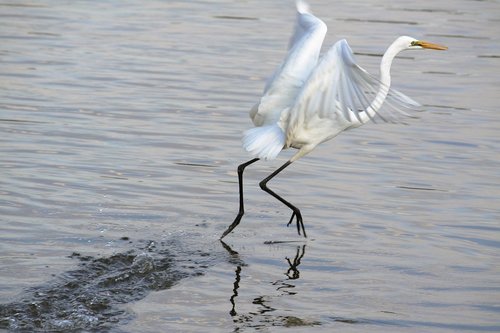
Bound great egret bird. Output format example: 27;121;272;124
220;1;447;239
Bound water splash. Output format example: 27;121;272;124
0;239;213;332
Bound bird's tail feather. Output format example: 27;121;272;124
242;124;285;160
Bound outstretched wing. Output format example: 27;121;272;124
285;39;420;136
251;1;327;126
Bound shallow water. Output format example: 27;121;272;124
1;0;499;332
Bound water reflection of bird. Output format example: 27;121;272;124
220;240;307;325
221;0;447;239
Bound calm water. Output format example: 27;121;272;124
1;0;499;332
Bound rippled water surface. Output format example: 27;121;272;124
1;0;499;332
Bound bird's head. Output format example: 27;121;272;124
398;36;448;51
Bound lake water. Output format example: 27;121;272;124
1;0;499;332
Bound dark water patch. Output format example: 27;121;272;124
449;265;488;273
0;239;214;332
472;304;500;314
99;175;129;180
426;33;489;40
386;265;436;277
339;18;418;25
174;161;218;168
355;52;383;57
426;139;478;148
331;316;365;324
381;319;500;331
330;315;500;331
443;224;500;232
27;31;60;37
477;54;500;59
0;118;46;124
447;235;500;249
423;70;457;75
424;103;470;111
355;52;414;60
389;7;464;15
0;3;47;7
213;15;258;21
397;185;447;192
424;286;500;293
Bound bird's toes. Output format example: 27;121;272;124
286;211;306;237
287;212;296;227
293;211;307;237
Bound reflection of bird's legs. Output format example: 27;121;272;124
221;158;260;239
219;240;245;317
259;160;307;237
229;265;241;316
286;245;306;279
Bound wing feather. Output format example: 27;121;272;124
285;39;421;139
251;1;327;126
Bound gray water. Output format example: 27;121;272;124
1;0;499;332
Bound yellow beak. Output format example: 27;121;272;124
417;41;448;50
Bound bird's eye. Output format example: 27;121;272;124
410;41;419;47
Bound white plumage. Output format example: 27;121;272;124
221;0;447;239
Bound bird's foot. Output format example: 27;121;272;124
287;210;307;238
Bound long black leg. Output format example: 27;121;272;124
220;158;259;239
259;160;307;237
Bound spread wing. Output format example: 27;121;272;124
251;0;327;126
285;39;421;136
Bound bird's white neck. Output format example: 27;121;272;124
379;40;403;87
360;40;405;122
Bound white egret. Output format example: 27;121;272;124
221;0;447;239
